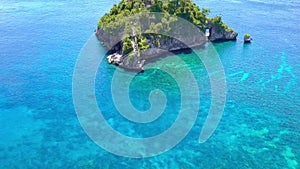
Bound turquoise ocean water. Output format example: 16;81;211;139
0;0;300;168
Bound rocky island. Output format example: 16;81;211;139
96;0;238;71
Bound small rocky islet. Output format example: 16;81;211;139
96;0;238;71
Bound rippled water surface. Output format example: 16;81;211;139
0;0;299;168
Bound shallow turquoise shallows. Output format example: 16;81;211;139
0;0;299;168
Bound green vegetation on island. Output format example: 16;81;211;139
98;0;212;32
96;0;238;70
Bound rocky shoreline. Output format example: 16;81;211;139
95;23;238;71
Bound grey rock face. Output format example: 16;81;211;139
96;22;238;71
205;23;238;42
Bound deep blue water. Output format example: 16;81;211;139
0;0;299;168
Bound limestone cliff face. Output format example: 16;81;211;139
206;22;238;42
95;22;238;71
96;30;204;71
96;28;123;54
